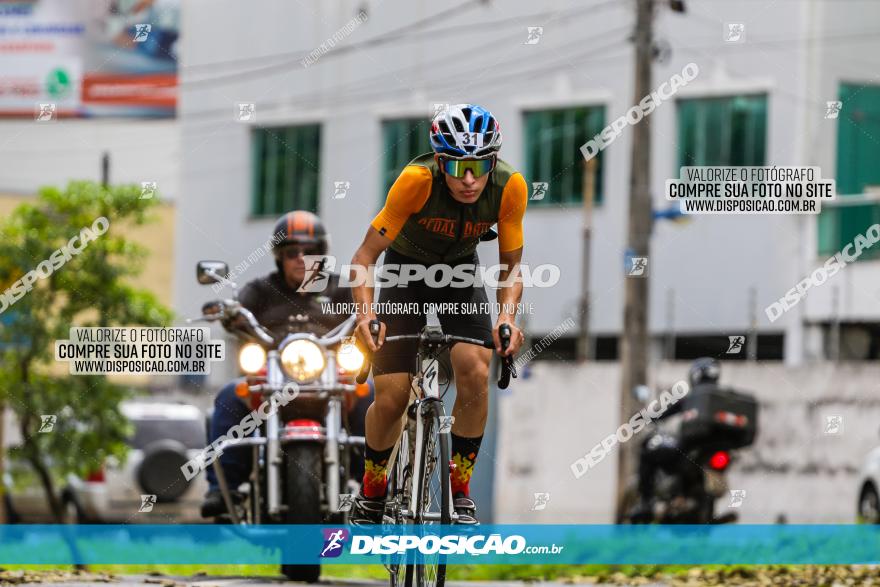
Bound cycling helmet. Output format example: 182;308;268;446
271;211;328;271
430;103;503;159
688;357;720;387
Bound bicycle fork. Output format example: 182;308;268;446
406;402;457;523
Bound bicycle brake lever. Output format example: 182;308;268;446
497;324;515;389
498;323;512;353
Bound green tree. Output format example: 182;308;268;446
0;181;172;522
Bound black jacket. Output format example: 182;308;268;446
238;271;351;341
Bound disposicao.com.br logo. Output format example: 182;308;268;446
322;529;564;557
298;256;560;292
320;528;350;558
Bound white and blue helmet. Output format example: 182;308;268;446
430;103;503;159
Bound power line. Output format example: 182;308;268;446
290;24;632;112
182;1;483;75
181;0;621;88
181;31;632;125
680;8;880;50
678;9;880;109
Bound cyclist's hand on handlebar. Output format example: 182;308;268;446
492;320;524;357
355;317;385;352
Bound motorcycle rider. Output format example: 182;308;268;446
630;357;719;522
200;210;358;517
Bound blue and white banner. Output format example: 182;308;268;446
2;525;880;565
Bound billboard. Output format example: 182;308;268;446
0;0;178;117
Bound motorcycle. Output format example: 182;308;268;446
193;260;367;582
620;381;758;524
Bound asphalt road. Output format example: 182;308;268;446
7;577;650;587
17;567;880;586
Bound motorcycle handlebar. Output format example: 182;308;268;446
196;300;274;345
236;306;275;345
321;314;357;346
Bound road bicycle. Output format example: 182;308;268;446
356;320;515;587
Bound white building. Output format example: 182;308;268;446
175;0;880;372
0;119;179;201
0;0;182;314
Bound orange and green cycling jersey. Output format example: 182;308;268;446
371;153;528;264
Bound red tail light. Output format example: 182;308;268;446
85;466;105;483
708;450;730;471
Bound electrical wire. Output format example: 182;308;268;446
182;1;485;75
181;0;621;87
181;29;633;125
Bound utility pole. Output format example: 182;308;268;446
830;285;841;361
665;288;675;360
101;151;110;187
747;286;758;361
577;157;598;361
616;0;655;520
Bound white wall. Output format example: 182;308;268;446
0;119;180;201
494;360;880;523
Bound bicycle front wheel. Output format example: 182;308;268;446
412;400;450;587
386;424;411;587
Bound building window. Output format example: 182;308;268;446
677;94;767;167
251;125;321;216
382;118;432;197
818;83;880;260
523;106;605;206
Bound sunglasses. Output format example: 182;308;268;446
281;244;321;259
440;156;496;178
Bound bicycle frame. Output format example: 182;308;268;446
405;353;456;524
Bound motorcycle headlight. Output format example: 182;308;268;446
336;342;365;373
238;343;266;374
281;340;326;383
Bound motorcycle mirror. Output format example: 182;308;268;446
196;260;230;285
633;384;652;403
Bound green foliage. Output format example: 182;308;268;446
0;181;173;510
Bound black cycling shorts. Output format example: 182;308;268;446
371;248;493;376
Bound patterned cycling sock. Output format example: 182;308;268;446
450;433;483;497
362;442;393;498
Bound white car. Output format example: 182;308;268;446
6;401;209;523
858;446;880;523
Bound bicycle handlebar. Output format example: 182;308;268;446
355;319;517;388
498;324;514;390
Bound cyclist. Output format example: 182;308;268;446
201;210;363;517
349;104;527;525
